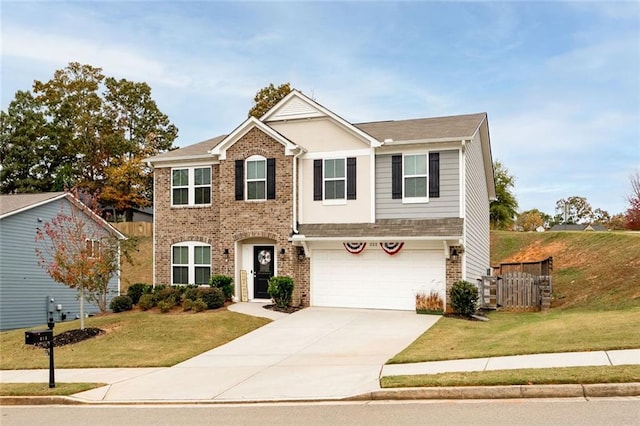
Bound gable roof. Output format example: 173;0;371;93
0;192;66;217
262;90;383;148
355;113;487;143
0;192;126;240
209;116;301;160
145;135;226;165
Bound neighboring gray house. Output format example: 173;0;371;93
147;90;496;311
0;192;126;331
550;224;609;232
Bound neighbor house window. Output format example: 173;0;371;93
403;154;428;202
86;239;101;259
172;167;211;206
171;242;211;285
246;156;266;200
323;158;346;200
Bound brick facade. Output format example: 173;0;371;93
154;127;310;306
445;246;463;313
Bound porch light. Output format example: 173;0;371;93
223;248;229;261
297;247;305;261
280;248;286;256
450;247;462;262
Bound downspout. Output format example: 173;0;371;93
292;148;305;234
147;160;157;288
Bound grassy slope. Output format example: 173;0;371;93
120;236;153;293
490;231;640;310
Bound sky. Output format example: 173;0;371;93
2;1;639;216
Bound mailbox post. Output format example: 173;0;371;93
25;321;55;388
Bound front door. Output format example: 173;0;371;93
253;246;274;299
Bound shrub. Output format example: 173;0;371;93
182;285;200;302
157;300;173;313
138;293;156;311
155;286;181;306
415;290;444;312
183;299;194;312
109;295;133;313
268;276;294;309
197;287;225;310
450;280;479;316
126;283;151;305
209;274;234;301
192;298;208;312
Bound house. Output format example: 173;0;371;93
0;192;126;330
550;224;608;232
146;91;495;311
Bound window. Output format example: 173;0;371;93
323;158;346;200
246;157;266;200
86;239;101;258
403;154;428;201
172;167;211;206
392;153;439;201
171;242;211;285
314;157;356;202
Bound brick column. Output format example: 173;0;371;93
445;246;463;313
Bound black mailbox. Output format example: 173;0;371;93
25;329;53;345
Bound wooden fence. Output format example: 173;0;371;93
112;222;153;237
478;272;552;311
492;257;553;276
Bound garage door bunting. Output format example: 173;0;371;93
343;242;366;254
381;242;404;256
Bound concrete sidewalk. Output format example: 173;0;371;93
381;349;640;377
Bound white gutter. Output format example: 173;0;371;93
290;235;463;243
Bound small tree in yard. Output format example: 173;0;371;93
35;193;123;329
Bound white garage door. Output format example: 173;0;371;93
311;247;445;310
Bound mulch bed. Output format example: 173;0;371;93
263;304;304;314
35;328;104;348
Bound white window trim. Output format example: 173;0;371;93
245;155;267;202
402;153;429;204
171;241;212;285
171;166;212;207
323;158;347;205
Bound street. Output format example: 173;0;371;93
2;398;639;425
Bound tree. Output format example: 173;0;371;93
248;83;293;118
35;192;121;329
2;62;178;218
554;196;594;225
0;91;50;193
516;209;547;231
625;170;640;230
490;161;518;229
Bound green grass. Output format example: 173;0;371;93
0;382;104;396
389;307;640;364
0;309;270;370
381;365;640;388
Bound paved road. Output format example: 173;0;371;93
1;398;639;425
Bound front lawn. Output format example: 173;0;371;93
389;307;640;364
0;383;104;396
0;309;270;370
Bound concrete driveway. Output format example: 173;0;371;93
75;306;439;402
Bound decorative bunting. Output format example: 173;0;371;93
343;242;366;254
381;242;404;256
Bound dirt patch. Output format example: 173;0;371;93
35;328;104;348
504;240;566;263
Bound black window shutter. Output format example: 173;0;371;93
313;159;322;201
267;158;276;200
235;160;244;200
391;155;402;199
346;157;356;200
429;152;440;198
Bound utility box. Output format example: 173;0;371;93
25;329;53;345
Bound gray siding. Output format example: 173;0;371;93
464;134;491;283
0;199;119;331
375;150;460;219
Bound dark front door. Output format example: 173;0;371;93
253;246;274;299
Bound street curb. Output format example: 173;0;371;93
2;383;638;405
